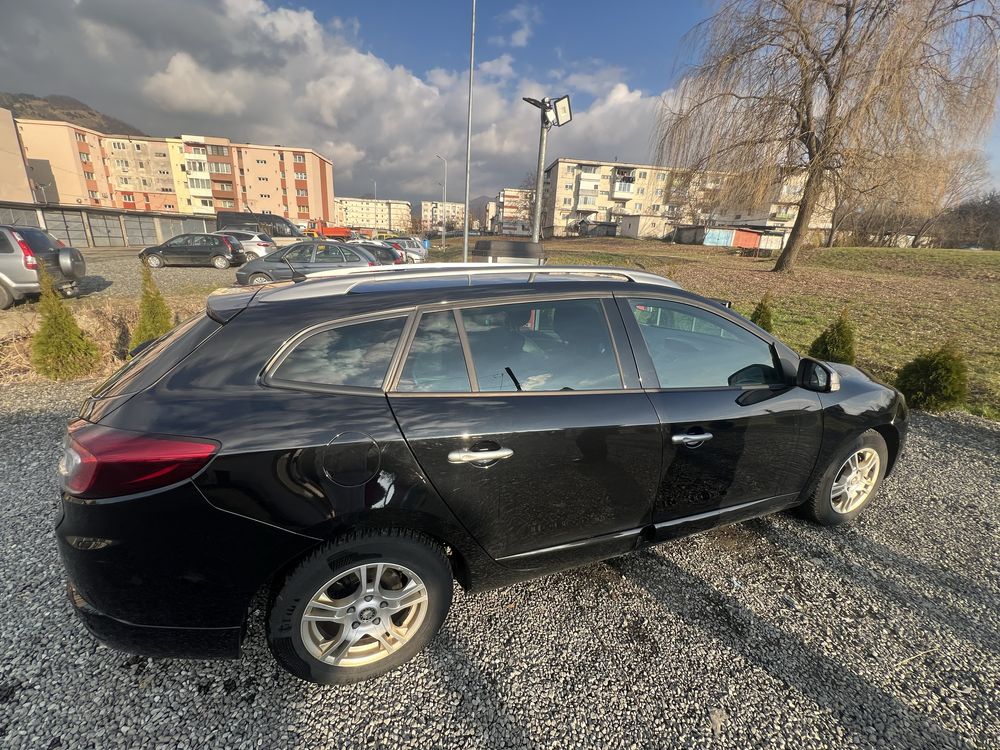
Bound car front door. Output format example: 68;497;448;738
310;243;347;273
160;234;190;262
616;295;824;541
278;243;315;277
388;296;662;569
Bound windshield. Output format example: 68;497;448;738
17;228;61;252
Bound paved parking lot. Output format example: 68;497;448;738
1;381;998;749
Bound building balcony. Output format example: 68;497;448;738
611;182;634;200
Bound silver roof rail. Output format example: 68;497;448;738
258;263;680;303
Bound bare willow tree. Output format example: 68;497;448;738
656;0;1000;271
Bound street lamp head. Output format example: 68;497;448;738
522;96;544;109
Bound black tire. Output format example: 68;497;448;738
248;273;272;285
144;254;165;269
267;528;452;685
800;429;888;525
211;255;230;270
0;283;13;310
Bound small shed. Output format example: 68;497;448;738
674;225;706;245
619;214;673;240
704;227;736;247
759;232;785;251
732;228;761;250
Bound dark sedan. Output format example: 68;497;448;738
57;264;907;685
139;233;246;269
235;240;379;285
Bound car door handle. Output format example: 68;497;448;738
672;432;714;446
447;448;514;464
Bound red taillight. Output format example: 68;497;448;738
222;237;233;252
13;232;37;270
60;420;219;499
368;261;377;266
394;256;404;264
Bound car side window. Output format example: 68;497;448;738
627;298;783;388
192;236;215;247
0;232;13;254
271;316;408;389
462;298;622;392
166;235;189;246
314;245;344;262
342;248;361;262
282;244;313;263
396;311;471;392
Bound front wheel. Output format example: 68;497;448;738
248;273;272;285
800;429;888;525
211;255;230;270
267;529;452;685
144;254;164;269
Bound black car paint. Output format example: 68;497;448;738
138;234;246;267
56;278;907;659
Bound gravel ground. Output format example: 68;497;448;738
74;250;239;300
1;382;998;750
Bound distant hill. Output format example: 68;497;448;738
0;92;146;136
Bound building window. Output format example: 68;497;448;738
219;199;235;208
581;165;598;174
562;198;572;205
208;162;232;174
191;146;207;155
208;145;229;156
141;178;150;186
294;171;307;180
200;199;213;207
217;181;233;191
158;169;170;175
121;193;135;202
164;204;175;209
256;159;267;165
110;141;126;150
260;193;271;198
634;203;643;211
652;204;661;212
154;151;167;158
189;178;211;189
114;159;128;169
88;190;98;199
83;171;95;181
296;188;308;197
79;153;91;163
187;160;207;172
580;196;597;206
134;143;143;151
294;153;306;163
637;187;645;195
118;177;130;186
75;132;87;142
638;171;647;179
657;173;666;181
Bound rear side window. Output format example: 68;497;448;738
342;248;362;262
0;232;13;254
271;316;407;389
462;299;622;392
17;228;60;252
396;311;471;392
258;234;273;243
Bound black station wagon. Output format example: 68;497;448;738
57;265;908;684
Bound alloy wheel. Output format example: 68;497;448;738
249;274;271;285
145;255;163;268
830;448;880;514
299;562;429;668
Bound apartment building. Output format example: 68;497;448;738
335;197;412;232
4;117;335;222
482;200;497;234
420;200;465;231
714;171;833;230
0;109;32;204
539;157;726;238
493;187;534;236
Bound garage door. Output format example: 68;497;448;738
182;218;207;233
0;207;40;227
123;215;157;245
159;218;184;241
88;214;126;246
43;210;89;248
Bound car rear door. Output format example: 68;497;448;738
387;295;662;568
310;243;347;272
616;294;824;540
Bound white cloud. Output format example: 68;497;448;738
0;0;667;201
493;3;542;48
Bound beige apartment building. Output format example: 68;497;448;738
482;200;497;234
0;109;33;204
335;197;412;232
714;171;833;231
4;116;335;223
420;200;465;231
540;157;726;238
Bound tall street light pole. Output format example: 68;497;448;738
523;95;572;244
435;154;447;249
462;0;476;262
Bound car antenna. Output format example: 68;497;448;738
282;255;307;283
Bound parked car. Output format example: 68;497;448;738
56;264;907;685
0;225;86;309
139;233;246;269
385;237;426;263
362;243;405;265
235;240;379;285
213;230;276;259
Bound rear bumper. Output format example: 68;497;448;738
66;580;242;659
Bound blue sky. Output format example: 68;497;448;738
0;0;997;201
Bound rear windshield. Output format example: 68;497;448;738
93;314;221;398
258;234;273;243
16;228;61;252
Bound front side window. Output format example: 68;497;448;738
396;312;471;393
627;298;782;389
271;317;407;389
313;245;344;262
462;299;621;392
282;244;313;263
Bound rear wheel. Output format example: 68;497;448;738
0;283;13;310
267;529;452;685
211;255;230;270
248;273;272;285
800;429;888;525
144;254;164;269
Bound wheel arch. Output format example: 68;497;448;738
872;422;901;476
